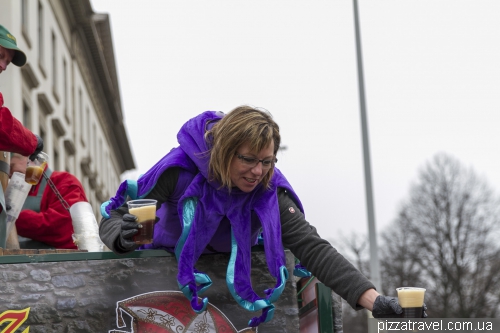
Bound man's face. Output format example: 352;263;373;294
10;154;28;177
0;45;14;74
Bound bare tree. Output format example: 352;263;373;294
335;153;500;332
330;231;370;277
381;153;500;317
328;233;370;333
378;222;425;297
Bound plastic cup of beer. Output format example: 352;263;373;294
25;152;49;185
127;199;157;245
396;287;426;318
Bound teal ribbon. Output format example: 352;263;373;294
226;229;288;325
293;266;312;278
175;197;197;259
100;201;111;218
126;179;138;199
100;179;139;218
176;197;210;313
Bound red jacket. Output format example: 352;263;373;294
16;171;88;249
0;92;38;155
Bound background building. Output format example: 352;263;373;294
0;0;135;218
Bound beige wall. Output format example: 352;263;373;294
0;0;134;219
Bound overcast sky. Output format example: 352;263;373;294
91;0;500;243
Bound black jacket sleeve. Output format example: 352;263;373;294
278;188;375;309
99;206;129;253
99;167;180;254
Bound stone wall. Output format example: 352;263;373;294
0;250;300;333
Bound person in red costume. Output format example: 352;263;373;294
0;93;42;157
0;24;44;247
0;24;42;158
10;154;88;249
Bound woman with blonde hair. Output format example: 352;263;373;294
99;105;423;327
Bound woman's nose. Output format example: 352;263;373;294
251;162;263;175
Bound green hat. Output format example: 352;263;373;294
0;25;27;67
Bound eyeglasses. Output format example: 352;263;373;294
235;153;277;169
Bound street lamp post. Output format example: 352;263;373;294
352;0;382;308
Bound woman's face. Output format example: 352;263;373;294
230;141;275;192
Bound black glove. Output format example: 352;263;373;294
116;214;141;252
372;296;403;318
29;134;44;161
421;303;428;317
372;295;428;318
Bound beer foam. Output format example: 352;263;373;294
397;288;425;307
129;205;156;223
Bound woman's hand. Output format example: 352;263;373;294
116;213;140;252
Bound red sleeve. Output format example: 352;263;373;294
0;92;38;155
16;172;88;249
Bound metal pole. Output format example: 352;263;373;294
352;0;382;295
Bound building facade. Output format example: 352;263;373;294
0;0;135;218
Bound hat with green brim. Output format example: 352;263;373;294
0;25;27;67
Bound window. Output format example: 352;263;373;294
39;127;46;150
64;135;74;174
72;87;78;143
64;147;72;173
98;138;102;174
104;151;109;192
22;101;31;129
86;108;90;142
21;0;28;30
63;58;68;122
92;123;96;164
53;148;59;171
38;99;49;157
37;1;45;75
51;31;59;102
21;0;31;47
79;89;85;147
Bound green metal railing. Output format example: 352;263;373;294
297;276;340;333
0;249;172;264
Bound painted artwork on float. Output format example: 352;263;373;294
110;291;256;333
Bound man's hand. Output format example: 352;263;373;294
29;134;44;161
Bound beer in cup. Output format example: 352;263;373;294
25;152;48;185
396;287;426;318
127;199;157;245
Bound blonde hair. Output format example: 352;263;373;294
205;105;280;190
